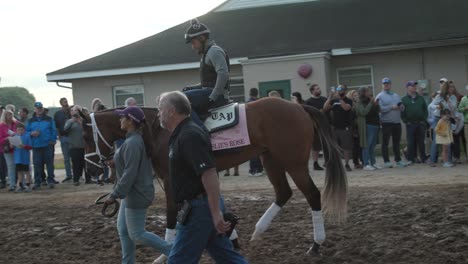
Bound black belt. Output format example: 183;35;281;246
177;192;207;210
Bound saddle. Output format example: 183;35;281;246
203;102;239;133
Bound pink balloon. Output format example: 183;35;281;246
297;64;313;79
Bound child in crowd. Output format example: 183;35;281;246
14;123;32;192
435;109;454;168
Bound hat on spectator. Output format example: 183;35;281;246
439;77;448;83
34;102;43;108
382;77;391;84
406;81;418;87
114;106;145;123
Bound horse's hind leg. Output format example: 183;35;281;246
288;167;325;256
251;152;292;241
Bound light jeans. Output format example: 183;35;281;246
60;137;72;178
362;125;379;166
117;199;171;264
4;153;15;189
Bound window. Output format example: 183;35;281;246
229;76;245;103
336;66;374;92
113;85;145;107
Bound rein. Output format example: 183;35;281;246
84;113;114;168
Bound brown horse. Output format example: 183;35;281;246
80;97;347;257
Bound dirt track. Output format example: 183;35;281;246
0;161;467;264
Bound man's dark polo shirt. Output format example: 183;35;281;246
168;118;215;204
305;96;327;110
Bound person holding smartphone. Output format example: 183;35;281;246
323;84;354;171
63;105;87;185
375;78;407;168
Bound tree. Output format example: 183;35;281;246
0;86;36;111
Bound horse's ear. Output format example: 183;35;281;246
78;109;90;123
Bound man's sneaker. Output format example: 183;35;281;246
32;185;41;190
406;161;413;166
254;171;264;177
345;164;352;172
73;181;80;186
383;162;393;168
41;181;48;186
8;187;15;192
62;177;72;183
0;182;6;189
372;164;383;170
313;162;324;171
24;186;31;193
363;165;376;171
14;187;23;193
396;161;408;168
442;162;454;168
48;183;55;189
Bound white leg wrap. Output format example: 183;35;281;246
165;228;176;243
152;229;176;264
312;210;326;244
229;229;238;240
251;203;281;240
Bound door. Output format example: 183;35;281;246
258;80;291;99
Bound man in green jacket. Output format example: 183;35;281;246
458;94;468;159
401;81;428;164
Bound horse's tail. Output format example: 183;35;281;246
302;105;348;223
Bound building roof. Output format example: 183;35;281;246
47;0;468;81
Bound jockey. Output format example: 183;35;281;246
183;18;230;129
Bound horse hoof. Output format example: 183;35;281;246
306;243;322;257
152;254;168;264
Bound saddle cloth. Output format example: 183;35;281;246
204;102;239;133
209;104;250;151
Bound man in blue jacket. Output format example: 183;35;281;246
27;102;57;189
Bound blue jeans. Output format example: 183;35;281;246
4;153;15;189
168;196;247;264
33;146;55;186
406;122;426;162
117;199;171;264
0;153;6;185
362;125;379;166
60;137;72;178
249;156;263;174
184;88;225;129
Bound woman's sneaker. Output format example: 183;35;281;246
372;164;383;170
442;162;454;168
363;165;376;171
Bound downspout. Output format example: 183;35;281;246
55;82;72;89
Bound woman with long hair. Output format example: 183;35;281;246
347;89;363;169
354;87;380;170
0;108;18;191
448;81;464;163
104;106;170;262
428;81;458;166
291;92;305;104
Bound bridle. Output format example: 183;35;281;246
84;113;114;169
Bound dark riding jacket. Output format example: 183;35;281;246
200;40;230;101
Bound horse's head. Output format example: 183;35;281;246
79;109;125;177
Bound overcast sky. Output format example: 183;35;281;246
0;0;225;107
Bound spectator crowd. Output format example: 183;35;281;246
0;96;124;192
290;77;468;171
